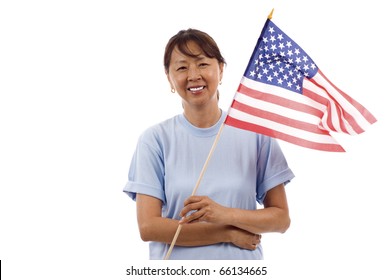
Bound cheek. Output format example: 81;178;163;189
206;73;220;87
169;74;187;88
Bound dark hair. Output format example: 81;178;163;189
163;28;226;73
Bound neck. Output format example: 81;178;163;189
183;106;222;128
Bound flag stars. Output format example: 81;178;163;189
245;21;318;93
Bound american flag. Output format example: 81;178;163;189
225;18;377;152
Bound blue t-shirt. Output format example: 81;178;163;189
124;111;294;259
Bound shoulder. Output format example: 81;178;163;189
137;115;179;145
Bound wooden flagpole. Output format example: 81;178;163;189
163;121;226;260
268;8;274;19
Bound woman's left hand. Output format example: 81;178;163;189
179;196;229;225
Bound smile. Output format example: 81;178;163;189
188;86;205;92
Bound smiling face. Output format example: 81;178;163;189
166;40;224;110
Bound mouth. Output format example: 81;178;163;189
188;86;206;92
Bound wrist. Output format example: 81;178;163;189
223;225;235;243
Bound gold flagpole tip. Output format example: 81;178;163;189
268;8;274;19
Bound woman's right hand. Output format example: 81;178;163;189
227;226;261;250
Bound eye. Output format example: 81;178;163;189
176;66;187;71
199;63;209;68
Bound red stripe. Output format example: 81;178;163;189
238;83;324;118
318;70;377;124
225;116;345;152
301;84;329;106
309;70;377;134
302;80;349;133
231;100;330;135
306;73;356;133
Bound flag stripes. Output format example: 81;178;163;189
224;18;376;152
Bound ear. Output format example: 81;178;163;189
166;71;174;90
219;62;224;82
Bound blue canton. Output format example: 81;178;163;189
244;19;318;94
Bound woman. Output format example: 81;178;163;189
123;28;295;260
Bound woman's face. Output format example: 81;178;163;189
166;41;224;110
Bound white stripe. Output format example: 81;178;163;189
228;107;339;145
311;73;371;131
241;77;326;112
303;77;357;134
234;91;321;126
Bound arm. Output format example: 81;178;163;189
179;184;290;234
136;194;260;249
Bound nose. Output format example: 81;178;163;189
187;65;201;81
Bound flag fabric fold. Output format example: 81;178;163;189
224;18;377;152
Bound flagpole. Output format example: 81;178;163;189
268;8;274;19
164;121;226;260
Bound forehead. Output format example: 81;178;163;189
171;41;206;63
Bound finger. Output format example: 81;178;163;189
179;202;202;218
183;195;204;206
179;208;205;224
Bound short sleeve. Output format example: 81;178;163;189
256;136;295;203
123;130;166;204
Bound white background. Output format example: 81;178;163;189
1;0;390;279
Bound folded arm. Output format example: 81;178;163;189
136;194;260;250
180;184;290;234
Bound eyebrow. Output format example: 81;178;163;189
174;55;208;64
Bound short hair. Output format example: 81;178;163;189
164;28;226;73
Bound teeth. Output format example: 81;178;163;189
189;86;204;91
